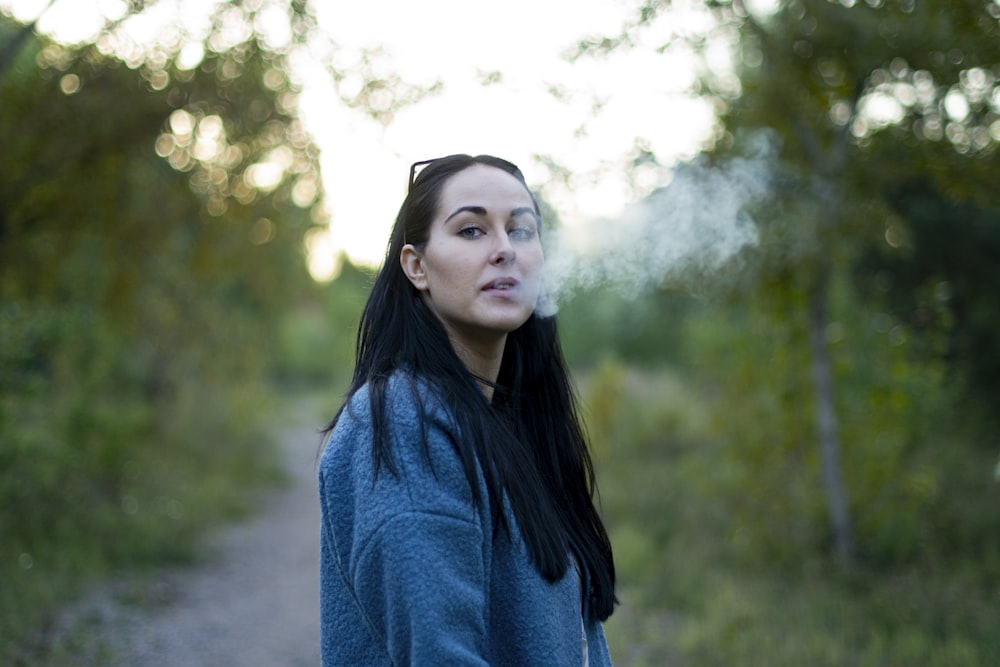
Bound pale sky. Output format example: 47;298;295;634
2;0;722;277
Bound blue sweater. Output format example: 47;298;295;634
318;375;614;666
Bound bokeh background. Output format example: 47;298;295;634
2;0;999;664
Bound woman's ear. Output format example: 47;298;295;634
400;244;429;291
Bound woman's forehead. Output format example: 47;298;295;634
438;165;534;210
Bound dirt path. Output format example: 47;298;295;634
63;405;325;666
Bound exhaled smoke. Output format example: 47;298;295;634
536;143;774;317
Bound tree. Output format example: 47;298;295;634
0;3;433;657
572;0;1000;565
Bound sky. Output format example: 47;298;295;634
300;0;720;275
1;0;725;278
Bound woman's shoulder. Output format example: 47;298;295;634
323;370;458;474
320;370;479;521
338;370;450;429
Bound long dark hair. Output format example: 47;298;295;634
325;154;616;621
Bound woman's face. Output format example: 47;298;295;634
401;164;544;351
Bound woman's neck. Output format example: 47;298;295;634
449;334;506;401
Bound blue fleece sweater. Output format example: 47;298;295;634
318;374;613;666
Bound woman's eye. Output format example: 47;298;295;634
509;224;536;240
459;226;484;239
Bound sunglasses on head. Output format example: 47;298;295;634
408;157;443;193
407;155;522;194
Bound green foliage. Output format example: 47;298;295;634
578;361;719;601
0;10;321;661
583;361;1000;666
685;269;958;567
272;258;373;391
558;286;696;370
566;0;1000;662
575;0;1000;566
0;299;284;663
856;179;1000;416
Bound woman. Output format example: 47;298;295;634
318;154;616;666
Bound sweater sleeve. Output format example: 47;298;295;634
353;511;489;666
320;380;492;666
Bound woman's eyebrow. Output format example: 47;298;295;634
510;207;539;220
443;205;539;224
444;205;487;223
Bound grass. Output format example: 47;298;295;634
5;348;997;666
580;360;1000;667
0;383;288;667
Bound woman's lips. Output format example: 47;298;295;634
483;277;518;289
482;277;519;294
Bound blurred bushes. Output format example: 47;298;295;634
555;155;1000;664
580;356;999;665
683;272;953;568
560;243;998;559
0;17;321;662
858;179;1000;420
272;258;372;392
0;297;286;662
558;286;696;371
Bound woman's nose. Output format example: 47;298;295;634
491;232;516;265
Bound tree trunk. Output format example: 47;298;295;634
807;268;854;564
748;8;863;567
